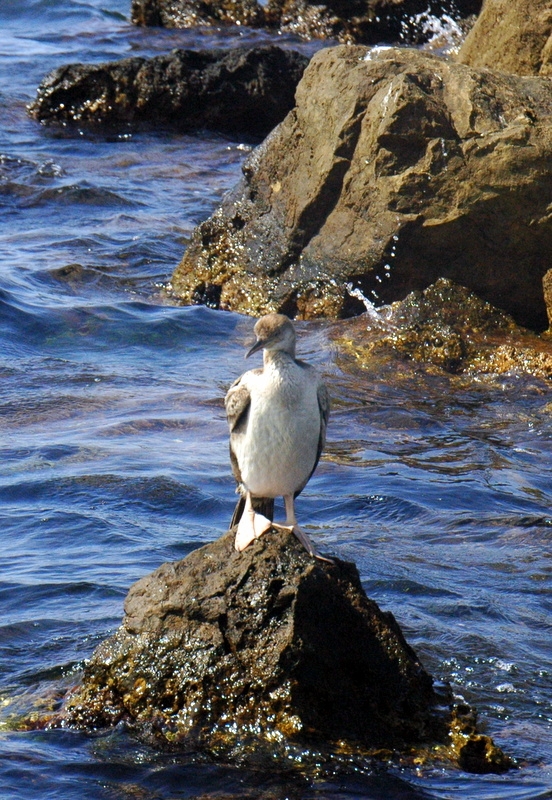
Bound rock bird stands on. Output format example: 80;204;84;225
225;313;330;558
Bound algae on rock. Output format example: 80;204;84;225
48;528;512;774
334;279;552;379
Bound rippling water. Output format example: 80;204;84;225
1;2;552;798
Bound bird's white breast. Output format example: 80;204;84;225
233;358;321;498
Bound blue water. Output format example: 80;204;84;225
1;2;552;798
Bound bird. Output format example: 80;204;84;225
225;313;330;559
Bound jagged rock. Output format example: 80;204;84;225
131;0;482;45
28;46;308;138
171;45;552;330
334;279;552;378
458;0;552;76
54;528;511;773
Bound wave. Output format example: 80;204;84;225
0;291;238;354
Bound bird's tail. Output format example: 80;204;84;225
230;495;274;530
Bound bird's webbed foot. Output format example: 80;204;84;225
234;509;272;552
272;522;334;564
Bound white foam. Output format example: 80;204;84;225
364;45;393;61
401;7;467;54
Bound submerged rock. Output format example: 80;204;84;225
52;528;511;773
172;45;552;330
131;0;482;45
28;46;308;138
458;0;552;77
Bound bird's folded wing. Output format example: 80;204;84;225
225;375;275;527
315;380;330;471
225;378;251;434
225;378;251;487
294;378;330;498
317;381;330;439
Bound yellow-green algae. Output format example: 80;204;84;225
333;279;552;380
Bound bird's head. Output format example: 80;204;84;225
246;313;296;359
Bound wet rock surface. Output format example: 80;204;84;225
172;45;552;330
131;0;482;45
273;0;481;45
132;0;265;28
60;529;438;748
51;528;510;772
28;46;308;137
458;0;552;77
335;279;552;379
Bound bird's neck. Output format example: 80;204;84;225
263;348;296;368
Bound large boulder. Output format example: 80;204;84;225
60;529;439;749
171;45;552;330
458;0;552;76
131;0;482;44
55;528;511;772
28;46;308;138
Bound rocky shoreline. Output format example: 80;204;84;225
29;0;552;338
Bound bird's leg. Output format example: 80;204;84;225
234;491;272;552
272;495;333;563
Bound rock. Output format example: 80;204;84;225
28;46;309;138
171;45;552;330
53;528;511;773
334;279;552;378
59;529;440;748
275;0;482;45
132;0;264;27
543;269;552;327
458;0;552;76
131;0;482;45
448;704;513;774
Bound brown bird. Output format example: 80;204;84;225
225;313;330;558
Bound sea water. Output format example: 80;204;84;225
1;2;551;798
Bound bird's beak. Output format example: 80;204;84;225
246;338;266;358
